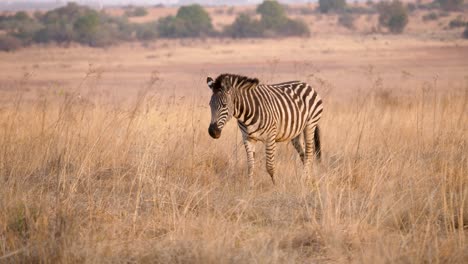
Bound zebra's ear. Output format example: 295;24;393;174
207;77;214;90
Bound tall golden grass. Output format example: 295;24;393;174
0;68;466;263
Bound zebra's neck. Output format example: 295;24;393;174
232;80;258;123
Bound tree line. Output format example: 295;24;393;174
0;0;466;51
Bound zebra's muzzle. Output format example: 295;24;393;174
208;124;221;139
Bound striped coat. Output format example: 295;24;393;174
208;74;322;185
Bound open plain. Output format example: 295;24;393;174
0;4;467;263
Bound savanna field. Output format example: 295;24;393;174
0;2;468;263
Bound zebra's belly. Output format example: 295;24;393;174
275;125;306;142
238;121;273;142
239;121;307;143
275;119;307;142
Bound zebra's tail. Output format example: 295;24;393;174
314;126;321;161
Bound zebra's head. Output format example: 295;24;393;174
207;76;234;139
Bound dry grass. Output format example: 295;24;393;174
0;26;467;263
0;60;466;263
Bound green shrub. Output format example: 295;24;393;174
0;3;143;47
377;1;409;33
34;3;135;46
346;5;376;14
259;1;310;37
158;4;213;38
257;0;288;29
436;0;464;11
422;12;439;21
224;13;264;38
449;16;466;28
74;11;100;44
299;6;316;15
125;7;148;17
224;1;309;38
135;22;158;40
0;35;23;51
0;13;43;44
338;12;356;29
407;3;417;12
157;16;179;38
37;3;94;44
278;18;310;36
318;0;347;13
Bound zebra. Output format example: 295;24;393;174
207;73;323;186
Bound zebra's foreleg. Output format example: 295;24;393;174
265;139;277;185
243;138;256;188
291;135;305;164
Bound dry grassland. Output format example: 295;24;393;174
0;30;467;263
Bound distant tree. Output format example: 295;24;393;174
14;11;30;21
0;11;42;44
257;0;287;29
318;0;347;13
125;6;148;17
449;16;466;28
135;22;158;40
36;3;89;43
224;1;309;38
0;35;23;51
338;12;356;29
422;12;439;21
158;4;213;38
278;18;310;36
436;0;464;11
74;11;100;45
377;1;409;33
157;16;188;38
176;4;213;36
224;13;264;38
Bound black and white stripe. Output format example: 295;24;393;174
208;73;323;185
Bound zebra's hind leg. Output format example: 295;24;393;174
291;135;305;164
243;137;256;188
302;125;317;179
265;139;277;185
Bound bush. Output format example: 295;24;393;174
224;1;309;38
0;35;23;51
158;4;213;38
257;0;288;29
299;6;316;15
135;22;158;40
449;16;466;28
437;0;464;11
377;1;409;33
0;13;43;44
0;3;146;47
278;18;310;36
73;11;100;45
37;3;96;44
125;7;148;17
34;3;137;46
338;12;356;29
346;5;376;15
463;25;468;38
224;13;264;38
318;0;347;13
407;3;417;12
422;12;439;21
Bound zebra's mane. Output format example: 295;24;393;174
213;74;259;92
